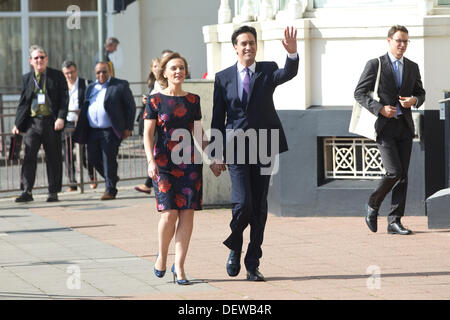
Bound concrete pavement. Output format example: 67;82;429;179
0;186;449;300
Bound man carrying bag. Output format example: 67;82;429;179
354;25;425;235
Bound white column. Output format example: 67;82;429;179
234;0;255;23
287;0;304;20
418;0;434;15
258;0;274;21
218;0;232;24
202;25;221;79
21;0;29;74
276;0;305;21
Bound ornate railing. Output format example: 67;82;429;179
323;137;385;180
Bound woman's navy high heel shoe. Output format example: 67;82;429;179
153;254;166;278
171;264;190;285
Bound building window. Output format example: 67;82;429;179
0;0;97;94
0;0;20;11
323;137;385;180
0;18;21;93
29;17;98;80
29;0;97;11
314;0;416;8
438;0;450;5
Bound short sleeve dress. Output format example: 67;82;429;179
144;92;203;212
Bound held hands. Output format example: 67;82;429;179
209;159;227;177
281;26;297;54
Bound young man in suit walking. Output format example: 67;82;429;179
354;25;426;235
13;45;68;203
210;25;299;281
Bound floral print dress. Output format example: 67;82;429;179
144;92;203;212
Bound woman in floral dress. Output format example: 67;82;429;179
143;52;208;285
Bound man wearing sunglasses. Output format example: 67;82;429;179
13;45;68;203
354;25;426;235
73;62;136;200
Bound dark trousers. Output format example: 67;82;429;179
224;163;272;271
144;177;153;188
87;128;121;196
21;117;62;193
62;121;95;186
368;117;413;223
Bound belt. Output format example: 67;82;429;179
33;115;53;120
90;127;112;131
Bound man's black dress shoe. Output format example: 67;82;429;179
365;205;378;233
387;222;412;235
246;268;265;282
15;192;33;203
226;250;241;277
46;193;59;202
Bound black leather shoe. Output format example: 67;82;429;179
226;250;241;277
246;268;265;281
15;192;33;203
46;193;59;202
365;205;378;233
387;222;412;235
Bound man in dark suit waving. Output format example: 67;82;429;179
354;25;426;235
13;45;68;203
210;26;299;281
73;62;136;200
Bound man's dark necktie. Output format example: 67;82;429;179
393;60;403;118
242;67;250;106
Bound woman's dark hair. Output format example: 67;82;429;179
231;25;257;45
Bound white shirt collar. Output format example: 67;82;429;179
94;77;111;90
237;61;256;74
69;77;79;92
388;52;404;64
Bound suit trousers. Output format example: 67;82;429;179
368;116;413;223
21;117;62;193
224;163;271;271
62;121;95;185
87;128;120;196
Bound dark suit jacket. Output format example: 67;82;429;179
66;78;90;123
77;78;90;109
211;56;299;161
354;53;426;136
73;77;136;144
15;67;68;132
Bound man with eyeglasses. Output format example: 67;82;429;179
73;62;136;200
354;25;426;235
13;45;68;203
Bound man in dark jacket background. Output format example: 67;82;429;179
73;61;136;200
13;45;68;203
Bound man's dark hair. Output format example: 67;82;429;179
388;25;408;38
61;60;77;70
231;25;257;45
106;37;120;46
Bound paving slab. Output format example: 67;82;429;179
1;187;450;301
